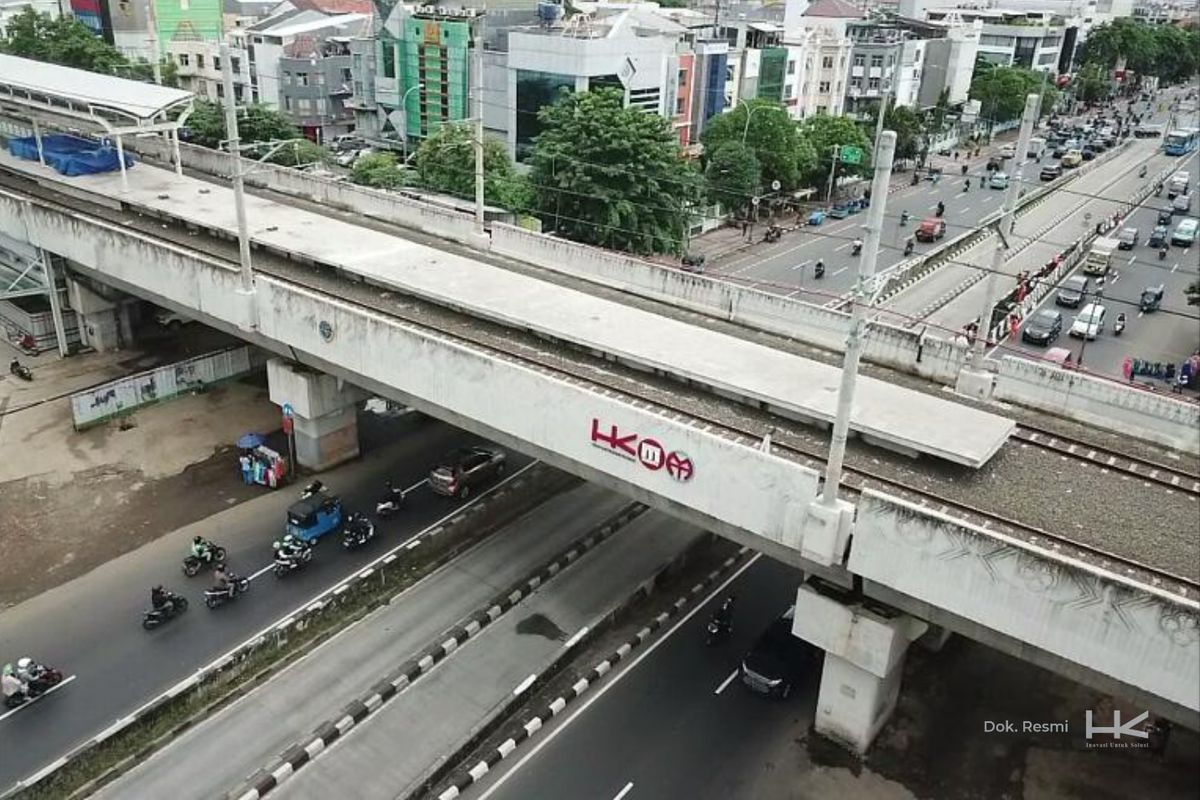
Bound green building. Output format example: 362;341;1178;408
154;0;223;43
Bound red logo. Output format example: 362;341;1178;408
591;419;694;482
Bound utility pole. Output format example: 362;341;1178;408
826;144;840;202
472;13;486;236
145;0;162;84
873;84;890;161
820;131;896;509
221;41;254;294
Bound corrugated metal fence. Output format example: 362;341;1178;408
70;345;266;430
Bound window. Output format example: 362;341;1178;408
232;57;241;73
786;60;796;75
284;96;293;111
179;54;190;67
196;54;204;69
216;83;224;98
284;70;292;84
678;68;687;85
870;55;883;68
819;80;831;93
381;41;396;79
853;54;865;67
816;105;827;114
822;56;833;69
850;76;861;88
298;73;309;87
676;96;686;114
886;54;894;66
213;56;221;72
868;77;880;90
342;68;352;82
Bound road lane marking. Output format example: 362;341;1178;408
612;782;634;800
475;554;764;800
960;206;971;214
834;242;850;252
1172;262;1179;272
790;259;812;271
0;675;78;723
832;267;848;277
713;669;739;696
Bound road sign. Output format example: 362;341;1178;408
770;180;781;191
751;196;761;206
282;403;294;419
840;146;864;165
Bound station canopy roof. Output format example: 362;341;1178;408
0;54;194;133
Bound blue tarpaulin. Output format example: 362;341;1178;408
8;134;135;176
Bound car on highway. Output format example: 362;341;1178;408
1061;149;1083;168
1135;123;1164;138
1040;164;1063;181
1158;208;1175;226
1055;275;1089;308
429;446;507;498
1070;303;1107;339
999;143;1016;159
1117;227;1140;249
1149;225;1170;248
1080;146;1096;161
739;606;817;699
1173;193;1192;213
916;217;946;242
1172;218;1198;247
1021;309;1064;345
989;172;1009;190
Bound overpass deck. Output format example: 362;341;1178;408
0;150;1012;468
1;156;1197;589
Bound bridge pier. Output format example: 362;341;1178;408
66;276;135;352
793;580;928;753
267;358;365;471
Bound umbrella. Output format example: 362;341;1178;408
237;432;266;450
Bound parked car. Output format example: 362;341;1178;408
916;217;946;242
1055;275;1089;308
429;446;507;498
739;606;818;699
1117;227;1139;249
1021;309;1064;345
1148;224;1169;248
154;307;193;331
1070;302;1107;339
1039;164;1063;181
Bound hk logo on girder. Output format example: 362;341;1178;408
590;418;694;482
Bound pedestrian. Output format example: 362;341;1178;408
953;150;959;161
239;453;252;485
1165;362;1176;383
741;219;749;238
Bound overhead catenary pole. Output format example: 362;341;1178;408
820;131;897;508
146;0;162;85
472;13;485;236
826;144;841;202
968;92;1040;367
221;41;254;294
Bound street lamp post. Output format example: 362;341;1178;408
399;82;424;161
740;99;768;144
220;41;254;297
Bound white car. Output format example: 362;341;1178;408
154;307;193;331
989;172;1009;190
1070;303;1106;340
999;143;1016;159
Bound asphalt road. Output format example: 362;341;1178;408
999;147;1200;387
0;412;531;789
472;555;811;800
707;146;1026;301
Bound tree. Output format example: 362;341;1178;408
969;63;1059;129
0;7;126;74
880;104;924;162
123;58;180;88
799;113;873;186
1078;19;1199;87
701;100;805;191
1074;64;1110;104
413;122;532;211
529;88;701;255
257;139;328;168
704;142;761;214
350;152;407;190
184;99;301;149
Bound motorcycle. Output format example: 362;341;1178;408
1139;165;1148;178
1159;247;1168;261
273;545;313;577
182;544;227;577
904;239;915;256
375;485;405;518
763;225;782;243
142;593;189;630
900;210;910;227
1114;315;1126;336
342;513;376;549
4;661;65;709
936;203;945;218
704;612;732;646
851;240;863;256
300;480;325;500
813;262;826;279
204;575;250;608
9;359;31;381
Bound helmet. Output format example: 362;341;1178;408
194;536;203;544
154;584;164;593
16;657;31;671
273;540;282;550
2;663;11;676
282;535;294;545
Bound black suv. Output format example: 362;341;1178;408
739;606;818;699
1055;275;1089;308
429;446;507;498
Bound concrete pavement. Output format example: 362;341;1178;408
470;555;807;800
89;484;636;800
268;513;705;800
0;415;528;789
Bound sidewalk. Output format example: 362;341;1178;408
90;485;640;800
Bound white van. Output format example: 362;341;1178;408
1070;303;1106;340
1168;172;1190;199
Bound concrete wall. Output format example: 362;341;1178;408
128;138;480;245
850;489;1200;724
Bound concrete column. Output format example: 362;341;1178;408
792;581;928;754
267;358;365;471
66;277;121;352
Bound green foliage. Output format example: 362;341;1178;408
263;139;328;168
1080;20;1200;85
185;99;301;149
0;7;126;73
799;113;873;184
529;88;701;255
413;122;532;211
1074;64;1111;104
969;63;1058;126
122;58;180;87
703;142;761;213
350;152;407;190
701;100;804;191
880;104;925;161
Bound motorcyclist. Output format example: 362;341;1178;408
151;585;174;613
852;237;864;255
191;536;215;563
280;535;309;560
814;259;825;278
1;665;26;704
212;562;232;594
1159;245;1168;260
936;201;945;217
900;209;910;226
712;595;735;631
384;480;403;503
1115;312;1127;329
14;657;38;686
964;178;971;192
904;237;915;256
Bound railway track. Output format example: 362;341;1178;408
4;169;1196;596
1013;424;1200;497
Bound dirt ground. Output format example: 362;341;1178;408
0;334;283;608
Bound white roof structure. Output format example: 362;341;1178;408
0;54;194;133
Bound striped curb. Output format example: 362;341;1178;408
2;465;561;800
431;545;752;800
230;502;650;800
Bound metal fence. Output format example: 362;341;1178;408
69;345;266;429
